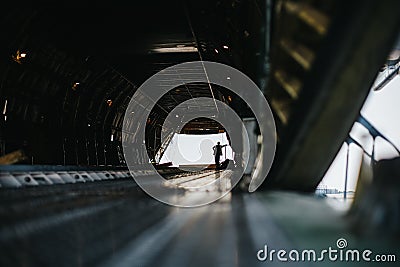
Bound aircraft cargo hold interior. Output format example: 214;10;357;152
1;1;400;266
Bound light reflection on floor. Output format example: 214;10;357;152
165;170;233;192
160;170;234;207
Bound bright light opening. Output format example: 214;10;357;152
159;133;233;167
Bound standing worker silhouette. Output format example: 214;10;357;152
213;142;227;169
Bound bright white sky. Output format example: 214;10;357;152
320;73;400;191
160;133;233;166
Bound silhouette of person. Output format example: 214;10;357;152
213;142;227;169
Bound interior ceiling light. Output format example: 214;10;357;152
3;99;8;115
12;50;27;64
72;82;80;91
106;99;113;107
214;49;219;53
223;45;229;49
151;45;198;53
